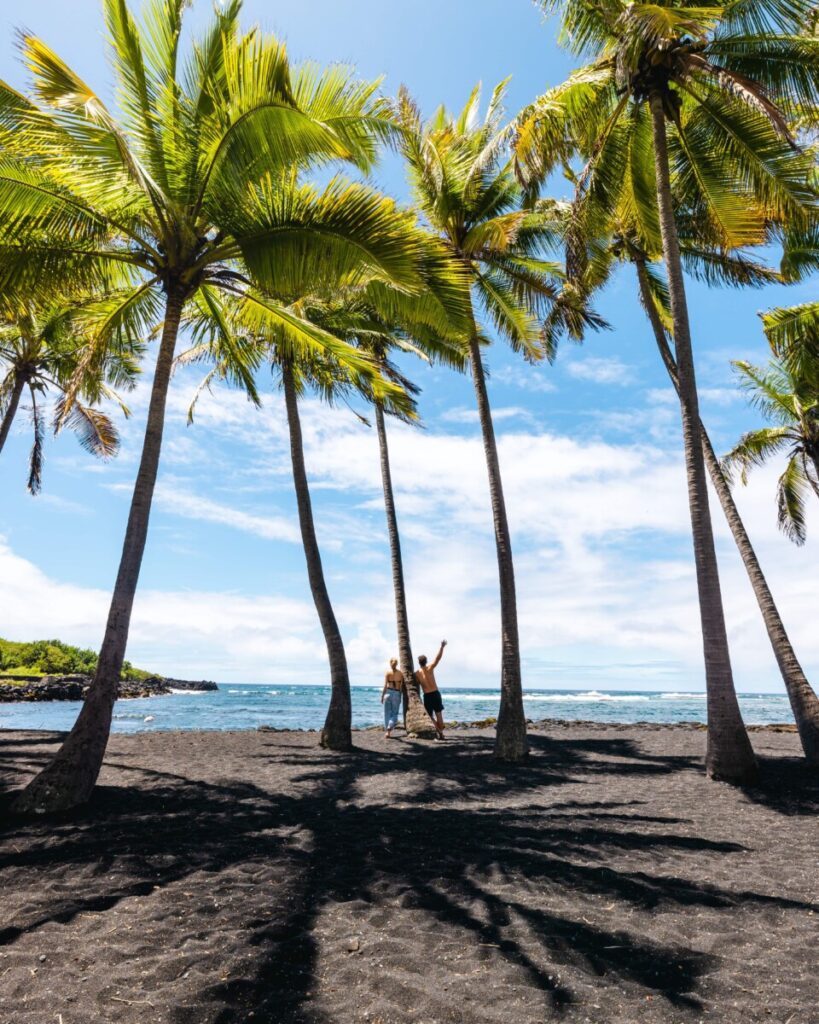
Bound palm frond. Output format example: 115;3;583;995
721;423;793;482
54;395;120;458
777;454;809;544
26;389;45;494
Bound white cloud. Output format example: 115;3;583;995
4;400;808;697
699;387;742;406
565;356;636;386
153;482;300;544
0;535;321;682
492;364;557;394
3;371;817;694
440;405;531;425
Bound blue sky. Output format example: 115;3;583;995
0;0;816;693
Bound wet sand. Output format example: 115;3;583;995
0;724;817;1024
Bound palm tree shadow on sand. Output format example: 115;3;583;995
1;731;817;1023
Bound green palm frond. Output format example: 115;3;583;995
723;346;819;541
26;390;45;495
732;359;801;423
223;176;424;298
777;454;809;544
475;271;543;357
762;301;819;377
721;423;793;482
779;219;819;281
399;81;563;362
520;0;818;268
680;246;781;287
53;395;120;459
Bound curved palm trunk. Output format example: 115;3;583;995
374;402;433;737
636;261;819;763
649;94;757;785
12;285;187;814
0;373;26;455
282;360;352;751
468;337;527;761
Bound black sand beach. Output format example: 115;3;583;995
1;724;817;1024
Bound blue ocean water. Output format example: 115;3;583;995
0;684;794;734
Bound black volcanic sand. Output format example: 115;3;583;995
0;725;817;1024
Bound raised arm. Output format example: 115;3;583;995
431;640;447;669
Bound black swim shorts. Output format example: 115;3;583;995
423;690;443;716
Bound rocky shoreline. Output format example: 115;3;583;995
0;674;218;702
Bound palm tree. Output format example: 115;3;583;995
517;0;819;783
723;358;819;544
183;269;464;747
543;202;819;763
0;299;137;491
1;0;422;813
278;352;357;749
291;286;468;739
397;82;567;762
632;260;819;764
181;213;465;750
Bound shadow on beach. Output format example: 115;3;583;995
0;727;817;1023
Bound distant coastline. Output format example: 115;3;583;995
0;675;218;703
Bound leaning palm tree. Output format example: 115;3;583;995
632;260;819;765
1;0;423;813
517;0;819;783
723;357;819;545
397;81;567;762
545;203;819;763
0;299;137;491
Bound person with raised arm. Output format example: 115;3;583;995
415;641;448;740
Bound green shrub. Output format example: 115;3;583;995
0;637;151;679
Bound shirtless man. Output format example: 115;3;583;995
415;640;447;740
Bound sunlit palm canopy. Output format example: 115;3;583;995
397;80;580;359
178;225;472;424
0;0;428;412
516;0;819;257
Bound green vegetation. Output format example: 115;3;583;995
0;637;149;681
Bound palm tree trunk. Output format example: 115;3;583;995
374;402;433;737
468;336;527;762
649;93;757;785
636;261;819;763
281;359;352;751
11;284;187;814
0;372;26;455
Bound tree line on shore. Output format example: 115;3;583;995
0;637;149;681
1;0;818;814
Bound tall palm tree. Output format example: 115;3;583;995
723;357;819;544
291;286;468;738
632;260;819;764
183;269;464;747
518;0;819;783
1;0;423;813
278;352;357;749
397;82;567;762
544;204;819;763
0;299;137;490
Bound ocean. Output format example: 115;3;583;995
0;684;795;733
